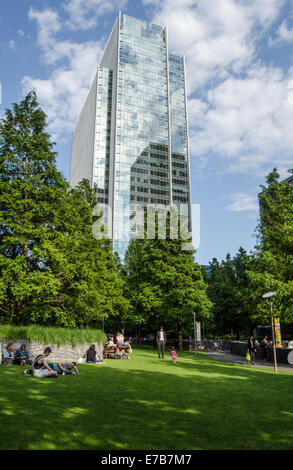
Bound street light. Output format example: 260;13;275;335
192;311;196;354
262;291;277;373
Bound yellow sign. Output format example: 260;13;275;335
274;317;282;348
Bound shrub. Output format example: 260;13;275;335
0;325;106;347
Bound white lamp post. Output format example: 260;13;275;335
262;291;277;373
192;311;196;354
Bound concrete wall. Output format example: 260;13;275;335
0;340;104;364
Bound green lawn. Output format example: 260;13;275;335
1;347;293;450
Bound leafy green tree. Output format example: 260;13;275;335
48;179;129;327
124;211;212;349
207;249;254;337
0;91;68;324
246;169;293;325
0;92;128;327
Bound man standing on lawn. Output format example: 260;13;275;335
156;327;166;359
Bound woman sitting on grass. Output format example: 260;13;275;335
32;347;58;378
2;342;15;365
86;344;102;363
14;343;32;366
105;336;116;352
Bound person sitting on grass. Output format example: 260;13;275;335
14;343;32;366
170;347;177;364
32;347;58;378
106;336;116;348
48;361;79;375
2;342;15;365
105;336;116;352
116;332;125;347
86;344;102;363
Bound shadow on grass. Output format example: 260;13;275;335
0;351;293;451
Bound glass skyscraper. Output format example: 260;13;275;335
70;13;192;257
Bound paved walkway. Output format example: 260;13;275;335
205;350;293;373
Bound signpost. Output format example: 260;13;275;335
196;322;201;343
274;317;282;348
192;312;196;354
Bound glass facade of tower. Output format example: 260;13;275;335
70;14;191;259
94;68;112;204
115;15;170;255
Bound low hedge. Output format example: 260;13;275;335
0;325;106;347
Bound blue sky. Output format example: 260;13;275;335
1;0;293;265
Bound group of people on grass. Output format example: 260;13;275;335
3;329;273;371
30;347;79;377
2;342;32;366
104;332;132;359
1;336;133;376
2;343;80;377
2;343;79;377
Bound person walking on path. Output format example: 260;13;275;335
156;327;166;359
261;335;270;361
247;335;256;365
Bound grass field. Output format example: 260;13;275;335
1;347;293;450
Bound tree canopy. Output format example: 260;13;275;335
0;91;127;327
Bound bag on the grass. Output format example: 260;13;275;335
246;352;251;362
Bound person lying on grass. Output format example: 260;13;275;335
48;361;79;375
31;347;58;378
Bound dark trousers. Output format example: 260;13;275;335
158;341;165;358
14;358;32;365
249;350;255;363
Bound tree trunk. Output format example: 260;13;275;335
178;328;183;352
137;326;141;345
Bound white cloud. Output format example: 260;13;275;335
22;42;101;141
22;0;293;181
9;40;16;50
28;7;61;50
226;193;258;212
63;0;126;30
269;19;293;46
150;0;286;92
188;65;293;175
22;2;130;139
147;0;292;178
22;6;105;140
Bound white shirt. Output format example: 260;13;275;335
3;348;14;359
159;331;164;341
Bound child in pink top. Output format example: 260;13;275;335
170;347;177;364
